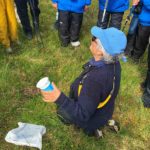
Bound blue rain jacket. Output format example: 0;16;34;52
139;0;150;26
52;0;91;13
99;0;129;12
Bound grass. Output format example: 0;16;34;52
0;0;150;150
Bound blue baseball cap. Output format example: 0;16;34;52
91;26;127;56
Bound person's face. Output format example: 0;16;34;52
90;37;103;58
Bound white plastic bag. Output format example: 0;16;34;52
5;122;46;150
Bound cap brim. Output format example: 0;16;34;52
91;26;104;39
91;26;109;53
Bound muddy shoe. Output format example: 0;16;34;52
107;119;120;133
94;129;104;139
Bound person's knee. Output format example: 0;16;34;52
110;13;124;29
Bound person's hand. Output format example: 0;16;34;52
132;0;140;5
41;82;61;103
51;3;58;9
84;5;89;12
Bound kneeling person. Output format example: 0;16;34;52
41;27;127;137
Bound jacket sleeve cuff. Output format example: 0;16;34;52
55;92;66;106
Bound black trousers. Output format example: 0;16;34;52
125;15;139;56
58;10;83;45
133;24;150;59
97;10;124;30
133;24;150;94
15;0;40;33
125;34;137;56
145;45;150;94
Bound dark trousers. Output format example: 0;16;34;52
133;24;150;95
15;0;40;33
147;45;150;92
125;15;139;56
133;24;150;59
145;45;150;94
58;10;83;45
97;10;124;30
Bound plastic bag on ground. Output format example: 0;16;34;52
5;122;46;150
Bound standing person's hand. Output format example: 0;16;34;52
52;3;58;9
133;0;140;5
41;82;61;103
84;6;89;12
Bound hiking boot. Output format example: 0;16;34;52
6;47;13;54
71;41;80;47
25;32;33;40
142;92;150;108
94;129;104;139
107;119;120;133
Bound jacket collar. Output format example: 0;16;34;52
89;58;105;67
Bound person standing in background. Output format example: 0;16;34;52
97;0;140;29
125;2;143;56
14;0;40;40
0;0;18;53
131;0;150;107
51;0;91;47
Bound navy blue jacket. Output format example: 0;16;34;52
52;0;91;13
139;0;150;26
55;59;121;133
99;0;129;12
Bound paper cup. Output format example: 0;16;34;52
36;77;54;91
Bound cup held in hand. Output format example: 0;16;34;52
36;77;54;91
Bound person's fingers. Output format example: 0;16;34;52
51;82;56;88
52;82;60;91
